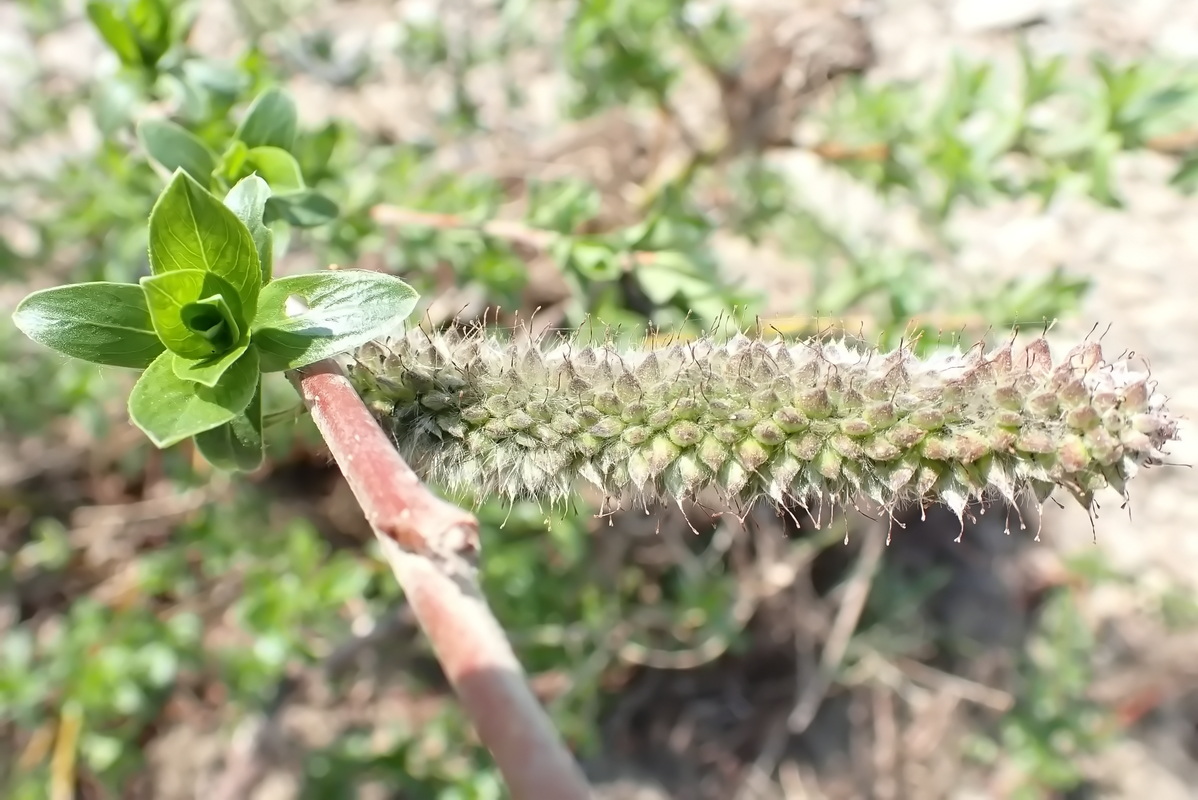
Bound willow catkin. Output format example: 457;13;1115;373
346;328;1180;524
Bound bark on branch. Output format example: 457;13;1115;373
289;359;593;800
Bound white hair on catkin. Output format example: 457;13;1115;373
346;324;1180;529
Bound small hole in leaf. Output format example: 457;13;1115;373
285;294;310;318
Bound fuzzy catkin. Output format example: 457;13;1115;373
346;329;1180;521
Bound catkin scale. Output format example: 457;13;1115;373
347;330;1180;521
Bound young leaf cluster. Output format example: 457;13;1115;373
819;50;1198;215
137;87;341;228
12;169;417;470
86;0;190;72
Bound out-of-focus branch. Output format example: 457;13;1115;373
370;205;658;269
288;359;593;800
371;206;558;252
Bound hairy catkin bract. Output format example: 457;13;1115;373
347;329;1180;523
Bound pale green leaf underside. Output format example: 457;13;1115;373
252;270;419;372
223;174;273;282
12;282;165;369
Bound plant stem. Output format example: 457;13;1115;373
289;359;593;800
370;204;658;269
292;359;479;557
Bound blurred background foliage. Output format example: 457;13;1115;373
3;0;1198;798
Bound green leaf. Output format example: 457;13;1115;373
181;58;248;101
148;169;262;311
224;175;273;282
128;346;259;448
161;70;210;124
218;140;249;183
128;0;171;65
12;282;165;369
92;76;140;136
173;342;249;387
194;377;264;471
294;122;342;182
137;119;217;184
235;87;297;150
568;240;622;281
264;191;339;228
1171;154;1198;194
252;271;419;372
1088;132;1123;208
245;146;305;192
636;252;706;305
141;270;245;359
86;2;141;67
262;404;306;429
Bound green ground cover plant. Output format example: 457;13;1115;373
3;2;1197;798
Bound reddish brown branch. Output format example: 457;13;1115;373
370;204;659;268
371;205;558;252
290;359;593;800
291;359;478;558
